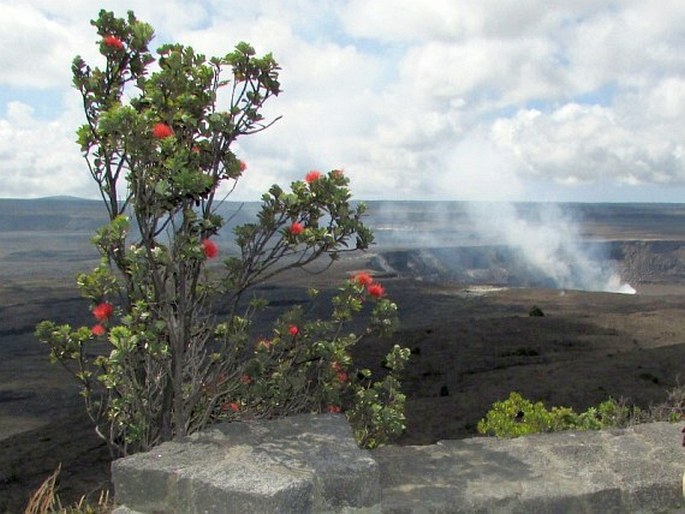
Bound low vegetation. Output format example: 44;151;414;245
24;465;111;514
478;388;685;438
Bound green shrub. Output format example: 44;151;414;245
477;392;636;438
528;305;545;317
35;10;409;455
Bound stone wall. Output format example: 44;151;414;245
112;414;685;513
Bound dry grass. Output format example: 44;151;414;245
24;464;61;514
634;382;685;424
24;464;112;514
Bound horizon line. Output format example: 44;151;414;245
1;195;685;206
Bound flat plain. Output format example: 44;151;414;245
1;199;685;511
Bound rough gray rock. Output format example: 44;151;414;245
374;421;685;513
112;417;685;513
112;413;380;514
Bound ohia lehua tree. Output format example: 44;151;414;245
36;10;409;456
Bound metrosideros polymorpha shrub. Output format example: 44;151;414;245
35;10;409;456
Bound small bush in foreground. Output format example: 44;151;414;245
477;392;637;438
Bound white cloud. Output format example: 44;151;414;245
641;77;685;121
0;99;94;198
0;3;81;88
437;134;524;201
396;36;563;108
174;7;390;197
491;100;685;186
1;1;685;201
339;0;619;43
564;3;685;92
339;0;470;43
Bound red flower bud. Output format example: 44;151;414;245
202;239;219;259
103;35;124;50
221;401;240;413
354;272;373;287
305;170;321;183
289;222;304;236
288;325;299;336
92;302;113;321
367;282;385;299
152;123;174;139
91;324;106;336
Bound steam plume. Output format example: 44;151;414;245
466;202;636;294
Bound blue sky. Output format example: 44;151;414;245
1;1;685;202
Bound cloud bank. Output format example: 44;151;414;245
1;1;684;202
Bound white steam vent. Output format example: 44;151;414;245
467;202;636;294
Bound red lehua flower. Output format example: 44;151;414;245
327;405;342;414
152;123;174;139
103;35;125;50
221;401;240;413
367;282;385;299
239;160;247;172
288;325;299;336
191;145;201;153
289;222;304;236
91;324;106;336
202;239;219;259
337;371;348;384
354;272;373;287
305;170;321;183
92;302;113;321
240;374;252;385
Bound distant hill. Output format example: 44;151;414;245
0;197;106;232
35;195;95;202
0;198;262;233
2;197;685;244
